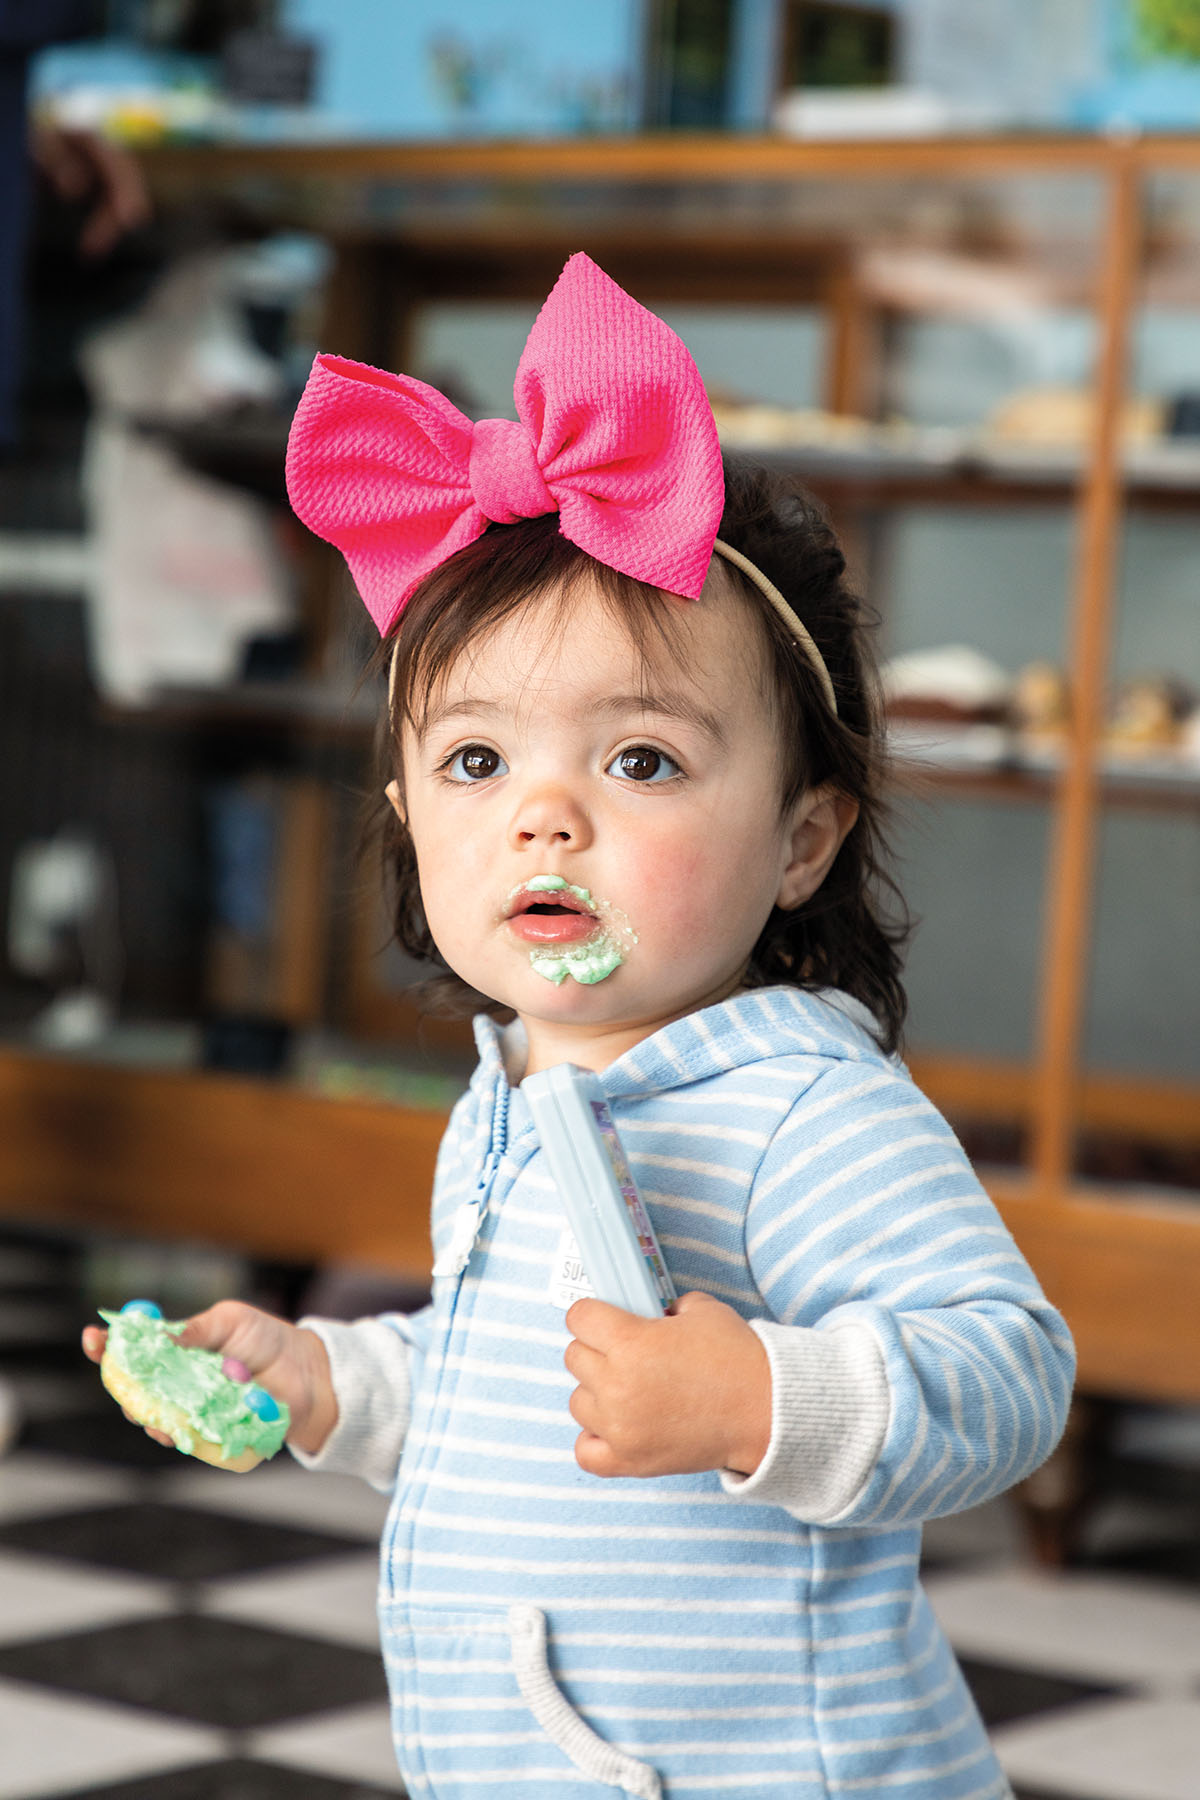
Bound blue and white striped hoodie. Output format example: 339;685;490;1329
303;987;1074;1799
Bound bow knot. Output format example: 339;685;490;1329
285;254;724;635
468;416;556;526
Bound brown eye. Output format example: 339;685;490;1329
449;745;506;781
608;746;679;783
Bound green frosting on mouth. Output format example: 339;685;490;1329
100;1308;289;1462
525;875;595;907
515;876;632;986
530;936;625;986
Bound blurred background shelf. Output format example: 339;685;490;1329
3;129;1198;1426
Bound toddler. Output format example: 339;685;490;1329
85;255;1073;1799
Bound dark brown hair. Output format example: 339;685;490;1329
372;454;911;1052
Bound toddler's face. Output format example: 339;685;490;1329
397;567;842;1072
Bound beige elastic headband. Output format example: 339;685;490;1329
387;540;837;717
711;539;837;717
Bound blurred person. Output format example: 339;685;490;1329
0;4;148;1459
0;2;150;451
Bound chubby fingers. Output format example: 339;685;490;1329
172;1300;287;1376
562;1333;605;1388
173;1299;247;1351
564;1297;646;1352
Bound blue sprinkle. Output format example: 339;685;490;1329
245;1385;280;1422
120;1299;162;1318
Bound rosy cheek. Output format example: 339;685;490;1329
623;827;720;932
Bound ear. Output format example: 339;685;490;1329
384;778;406;824
776;785;858;911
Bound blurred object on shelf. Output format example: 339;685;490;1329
203;772;331;1046
31;33;225;145
36;80;225;147
774;85;1001;138
1180;703;1200;761
712;394;1200;489
32;1;329;145
987;386;1165;450
883;646;1015;773
1013;662;1072;747
1166;390;1200;436
1107;676;1197;755
882;644;1014;727
220;26;317;108
291;1032;470;1113
80;248;294;704
6;830;122;1048
201;1011;291;1076
855;246;1073;324
712;398;961;465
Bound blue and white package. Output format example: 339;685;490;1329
522;1063;675;1319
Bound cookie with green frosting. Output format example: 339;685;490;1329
98;1301;289;1473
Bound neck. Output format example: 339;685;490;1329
516;969;747;1079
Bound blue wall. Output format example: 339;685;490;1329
284;0;644;137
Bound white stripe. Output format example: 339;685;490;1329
402;1772;821;1791
385;1654;812;1688
772;1185;986;1318
658;1233;748;1270
396;1505;803;1547
639;1088;791;1115
438;1353;572;1389
620;1118;770;1147
641;1189;744;1227
692;1011;738;1070
840;1231;1013;1304
382;1588;828;1617
762;1068;902;1158
816;1669;959;1720
437;1315;570;1350
752;1141;965;1270
551;1625;900;1651
633;1151;752;1184
751;1088;927;1215
828;1741;994;1789
404;1548;826;1582
888;1315;1001;1513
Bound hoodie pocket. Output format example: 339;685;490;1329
382;1600;661;1799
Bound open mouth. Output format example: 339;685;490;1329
506;883;599;946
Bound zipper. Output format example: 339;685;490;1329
474;1072;510;1202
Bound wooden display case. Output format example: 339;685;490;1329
1;131;1197;1409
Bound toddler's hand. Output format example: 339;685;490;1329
564;1290;771;1480
81;1301;338;1458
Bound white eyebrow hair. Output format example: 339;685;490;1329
418;690;728;746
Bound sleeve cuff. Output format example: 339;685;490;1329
288;1316;413;1492
719;1319;890;1522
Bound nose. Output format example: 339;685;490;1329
507;781;593;852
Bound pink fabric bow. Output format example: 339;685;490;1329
284;253;725;635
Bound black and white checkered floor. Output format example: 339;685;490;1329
3;1233;1200;1800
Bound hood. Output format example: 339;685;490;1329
471;986;894;1106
